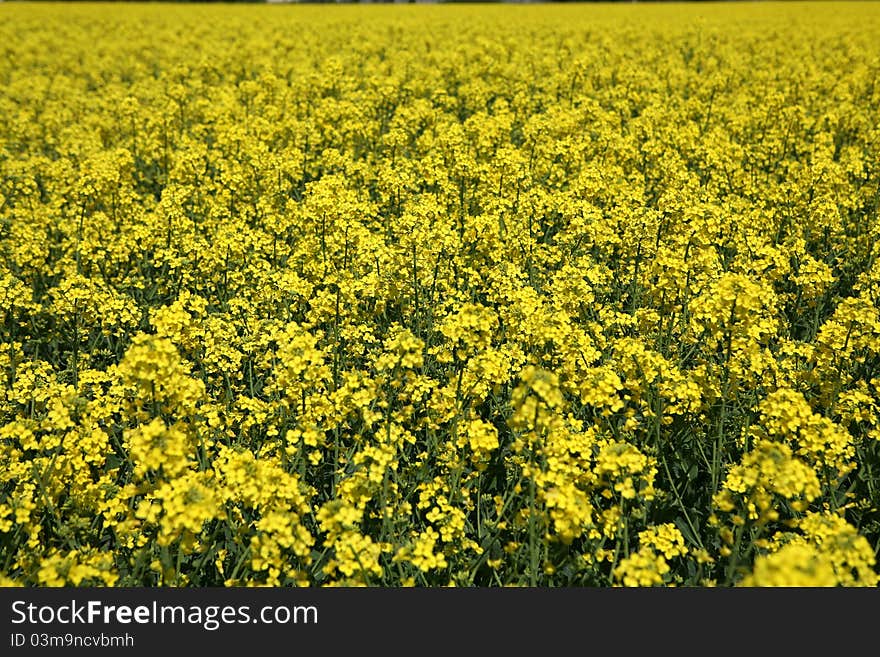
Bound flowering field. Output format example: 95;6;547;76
2;2;880;587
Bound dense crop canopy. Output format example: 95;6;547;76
2;2;880;586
